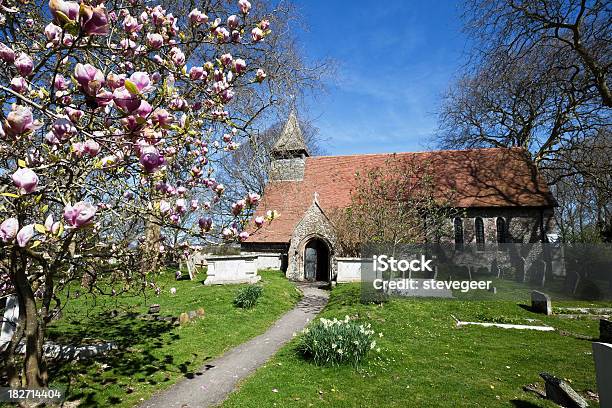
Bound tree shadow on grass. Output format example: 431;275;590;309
510;400;543;408
46;312;199;407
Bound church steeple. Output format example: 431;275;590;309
269;110;309;182
271;110;309;159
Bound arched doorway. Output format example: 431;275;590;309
303;238;330;282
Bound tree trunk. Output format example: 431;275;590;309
13;259;45;388
142;217;161;275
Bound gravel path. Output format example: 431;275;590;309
138;283;329;408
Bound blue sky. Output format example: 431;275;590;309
292;0;470;155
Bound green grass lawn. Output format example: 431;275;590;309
45;269;301;407
222;282;606;408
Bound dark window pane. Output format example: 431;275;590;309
454;218;463;249
475;217;485;250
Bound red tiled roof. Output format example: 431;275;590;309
247;147;555;243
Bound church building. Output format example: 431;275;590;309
241;113;557;283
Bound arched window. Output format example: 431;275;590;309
475;217;485;250
454;218;464;249
496;217;506;243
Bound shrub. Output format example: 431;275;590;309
296;316;381;367
233;285;264;308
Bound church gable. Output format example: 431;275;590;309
286;195;338;281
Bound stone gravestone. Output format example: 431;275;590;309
593;342;612;408
0;295;19;352
600;319;612;342
185;255;197;281
148;304;160;314
531;290;552;315
539;372;588;408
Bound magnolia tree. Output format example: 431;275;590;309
0;0;277;388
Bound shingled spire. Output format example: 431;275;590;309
269;110;309;182
271;110;309;159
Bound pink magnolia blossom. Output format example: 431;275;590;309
189;66;204;80
15;53;33;77
215;27;230;43
63;201;97;228
80;4;109;36
74;63;105;95
260;19;270;30
190;199;199;210
254;216;265;227
52;117;76;141
0;218;19;243
222;228;234;239
45;23;62;42
123;15;142;33
147;33;164;49
139;146;165;173
215;184;225;195
246;192;260;206
256;68;266;82
221;53;233;66
10;77;28;94
135;100;152;119
175;198;187;214
238;0;251;14
188;8;208;25
54;74;68;90
159;200;171;215
16;224;35;248
71;141;85;157
129;71;152;93
169;47;185;66
84;139;100;156
238;231;249;241
231;199;245;216
65;107;84;122
12;168;39;194
251;27;264;42
227;15;239;29
198;217;212;231
152;107;173;126
234;59;246;74
113;86;141;112
49;0;79;24
4;105;37;137
106;73;126;90
0;42;15;63
45;132;60;145
96;90;114;107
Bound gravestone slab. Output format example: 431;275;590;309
539;372;588;408
600;319;612;342
0;295;19;352
148;304;160;314
593;342;612;408
531;290;552;315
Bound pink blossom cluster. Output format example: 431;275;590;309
0;0;275;258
